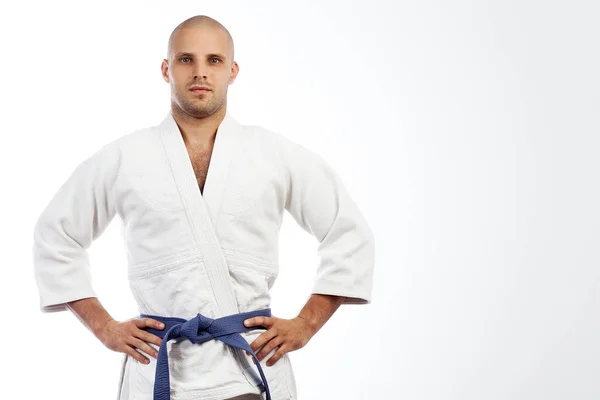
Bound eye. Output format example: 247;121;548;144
209;57;220;64
180;57;191;63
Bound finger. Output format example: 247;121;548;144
123;345;150;364
249;328;278;353
244;316;273;329
129;337;160;359
266;344;288;367
257;336;284;361
135;318;165;330
134;330;164;347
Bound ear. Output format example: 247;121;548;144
228;61;240;84
161;59;170;83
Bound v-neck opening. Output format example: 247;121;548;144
157;110;242;226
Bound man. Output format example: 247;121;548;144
33;15;375;400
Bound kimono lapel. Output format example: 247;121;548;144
154;110;242;317
155;110;242;226
155;110;258;384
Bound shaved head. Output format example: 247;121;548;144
161;15;240;120
167;15;234;62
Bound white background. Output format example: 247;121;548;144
1;0;599;399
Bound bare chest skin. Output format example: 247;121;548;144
186;143;214;195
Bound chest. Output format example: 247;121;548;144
186;144;214;193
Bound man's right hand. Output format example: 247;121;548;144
97;318;165;364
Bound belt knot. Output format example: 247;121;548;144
140;308;273;400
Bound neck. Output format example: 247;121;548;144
171;104;226;146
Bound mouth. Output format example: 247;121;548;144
190;86;211;94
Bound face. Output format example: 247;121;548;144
161;26;238;119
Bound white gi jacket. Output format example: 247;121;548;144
32;110;375;400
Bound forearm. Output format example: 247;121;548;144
66;297;114;338
296;293;346;335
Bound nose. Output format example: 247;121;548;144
193;65;207;80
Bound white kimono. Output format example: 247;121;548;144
32;110;375;400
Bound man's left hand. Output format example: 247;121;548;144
243;316;315;366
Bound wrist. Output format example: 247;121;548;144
295;314;319;335
92;316;115;340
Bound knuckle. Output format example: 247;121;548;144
140;332;152;341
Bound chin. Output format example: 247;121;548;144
191;105;218;118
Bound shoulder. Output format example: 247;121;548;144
112;125;157;151
77;125;157;173
96;122;159;156
242;123;327;167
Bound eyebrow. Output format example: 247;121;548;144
175;52;227;60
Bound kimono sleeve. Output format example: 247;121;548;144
283;141;375;305
32;140;122;313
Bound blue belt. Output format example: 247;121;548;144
140;308;272;400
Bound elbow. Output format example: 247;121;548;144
360;220;376;260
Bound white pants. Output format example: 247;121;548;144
118;354;265;400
